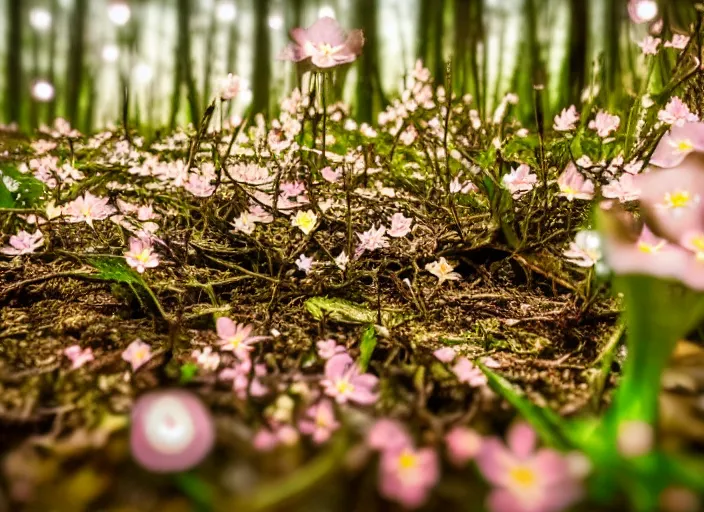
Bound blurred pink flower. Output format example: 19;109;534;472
557;163;594;201
664;34;690;50
588;111;620;138
191;346;220;372
1;230;44;256
602;174;641;203
216;318;267;359
316;339;346;359
451;357;487;387
388;212;413;238
321;353;378;405
378;444;439;509
122;339;153;372
638;36;661;55
553;105;579;132
367;419;412;453
433;346;456;363
321;166;342;183
253;423;299;451
445;426;483;466
130;389;214;472
183;173;215;197
63;192;115;227
218;73;248;101
650;122;704;168
298;399;340;444
124;237;160;274
64;345;94;369
283;17;364;69
476;423;583;512
658;97;698;127
502;164;538;198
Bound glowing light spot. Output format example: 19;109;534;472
32;80;55;102
108;2;131;26
635;0;658;22
101;44;120;63
318;5;336;18
215;1;237;22
134;63;154;84
268;14;283;30
29;8;52;31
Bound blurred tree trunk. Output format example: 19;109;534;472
202;8;218;111
5;0;23;124
169;50;183;129
252;0;271;115
513;0;546;125
432;0;447;83
354;0;382;123
65;0;87;126
47;0;60;122
417;0;432;62
288;0;304;92
604;0;623;103
557;0;588;108
453;0;471;94
176;0;200;124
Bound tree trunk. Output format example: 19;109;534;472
416;0;432;63
5;0;23;124
251;0;271;115
177;0;200;124
354;0;381;123
47;0;60;122
202;7;218;111
65;0;88;126
604;0;622;103
557;0;588;108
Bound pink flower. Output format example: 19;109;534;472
298;400;340;444
216;318;267;359
281;181;306;198
638;36;661;55
1;230;44;256
253;423;299;451
388;212;413;238
321;353;378;405
183;173;216;197
602;174;641;202
321;166;342;183
124;237;160;274
367;419;413;453
220;359;269;399
433;346;457;363
658;97;699;127
502;164;538;198
563;230;602;268
557;163;594;201
650;122;704;168
130;390;215;472
476;423;584;512
218;73;248;101
588;111;620;138
62;192;115;227
191;347;220;372
64;345;94;369
295;253;315;274
355;225;389;258
451;357;487;387
553;105;579;131
378;445;439;509
283;17;365;69
445;426;483;466
664;34;690;50
316;339;346;359
122;339;153;372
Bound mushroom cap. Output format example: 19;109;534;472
130;389;215;473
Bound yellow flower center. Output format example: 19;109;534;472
689;235;704;252
637;242;664;253
398;452;418;470
81;206;92;217
318;43;338;56
676;139;694;153
336;379;354;395
228;335;244;349
509;466;536;487
438;262;452;275
664;190;693;209
561;185;576;197
134;347;148;361
136;249;152;263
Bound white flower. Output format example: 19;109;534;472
425;257;461;284
291;210;318;235
334;251;349;271
563;230;602;268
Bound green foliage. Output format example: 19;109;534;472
87;256;145;285
304;297;413;328
179;362;199;384
358;325;377;372
0;164;46;208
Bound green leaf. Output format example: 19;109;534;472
173;472;214;511
478;362;572;451
87;256;144;285
0;174;14;208
304;297;413;328
179;362;199;384
358;325;377;372
0;165;46;208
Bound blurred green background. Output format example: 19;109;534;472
0;0;699;131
